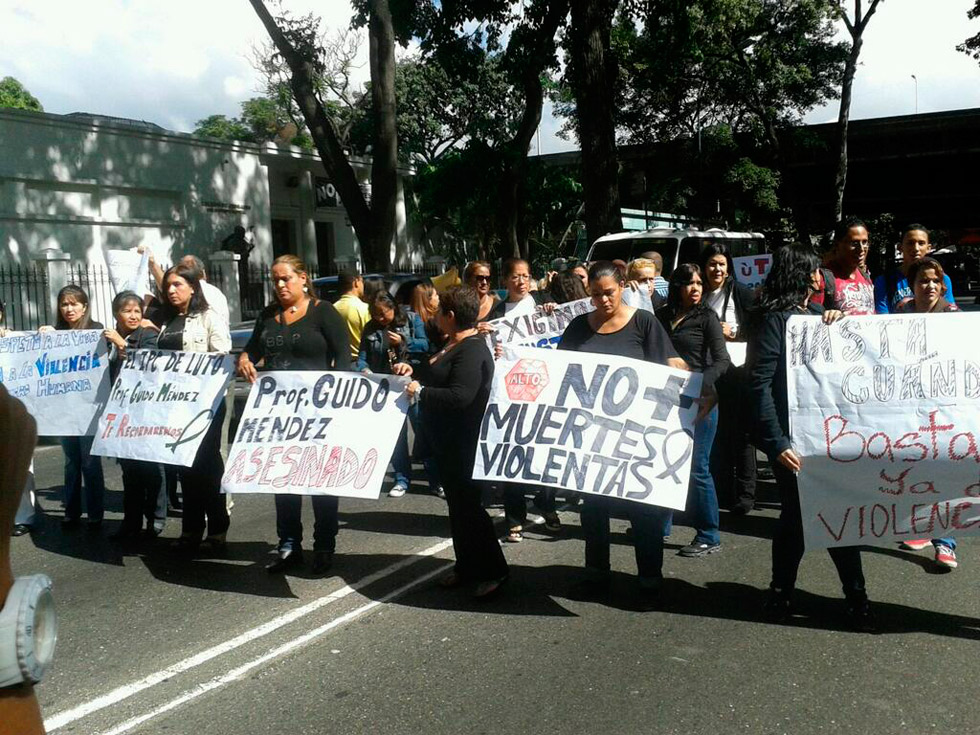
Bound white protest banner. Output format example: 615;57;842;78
732;254;772;289
105;249;151;295
621;287;655;312
474;346;702;509
786;314;980;550
486;297;594;351
221;371;410;499
0;330;110;435
91;349;234;466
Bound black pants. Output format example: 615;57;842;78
582;495;670;585
443;462;508;582
119;459;165;533
771;464;866;600
179;403;229;539
711;367;757;507
275;494;339;552
503;483;557;528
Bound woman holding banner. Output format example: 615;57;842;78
40;285;107;529
356;291;435;498
239;255;350;575
558;262;687;611
403;286;509;599
747;244;874;631
656;264;730;558
699;244;759;515
104;291;167;544
892;257;959;569
158;264;231;554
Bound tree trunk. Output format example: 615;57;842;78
569;0;622;246
248;0;396;272
834;36;862;224
367;0;398;271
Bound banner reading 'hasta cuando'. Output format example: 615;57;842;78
787;314;980;549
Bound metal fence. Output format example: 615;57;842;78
67;264;116;328
0;264;50;331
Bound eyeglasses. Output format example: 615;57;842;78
509;274;530;282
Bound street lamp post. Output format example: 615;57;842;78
911;74;918;114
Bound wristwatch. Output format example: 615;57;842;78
0;575;57;687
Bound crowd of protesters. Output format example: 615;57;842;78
1;217;968;632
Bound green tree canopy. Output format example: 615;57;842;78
0;77;43;112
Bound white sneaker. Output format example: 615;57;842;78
388;483;407;498
934;544;958;569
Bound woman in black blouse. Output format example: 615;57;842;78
558;262;686;610
655;264;730;559
403;286;509;599
239;255;350;575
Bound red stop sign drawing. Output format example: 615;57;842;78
505;359;549;402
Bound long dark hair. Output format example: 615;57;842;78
550;270;589;304
160;264;209;319
55;285;93;330
758;244;820;313
369;291;407;328
665;263;705;316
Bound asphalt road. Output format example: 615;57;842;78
11;445;979;735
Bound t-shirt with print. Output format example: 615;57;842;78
831;267;875;316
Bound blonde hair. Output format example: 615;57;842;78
627;258;657;280
410;282;438;321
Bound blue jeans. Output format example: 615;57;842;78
62;436;105;522
275;494;339;552
390;402;440;490
677;407;720;545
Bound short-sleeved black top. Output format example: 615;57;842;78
244;300;351;372
558;308;678;365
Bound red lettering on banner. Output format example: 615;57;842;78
952;501;980;530
817;507;852;542
949;432;980;463
824;415;865;463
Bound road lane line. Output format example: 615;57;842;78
44;536;455;732
95;563;451;735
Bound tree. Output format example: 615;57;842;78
247;0;400;271
0;77;42;112
193;96;313;149
832;0;885;223
957;1;980;60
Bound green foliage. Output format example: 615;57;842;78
193;96;313;149
957;0;980;61
0;76;42;112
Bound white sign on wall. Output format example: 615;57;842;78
787;314;980;549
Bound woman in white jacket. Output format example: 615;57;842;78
157;263;231;553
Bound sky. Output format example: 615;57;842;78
2;0;979;155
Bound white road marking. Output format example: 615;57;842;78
44;536;455;732
93;563;451;735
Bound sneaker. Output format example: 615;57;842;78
934;544;958;569
432;485;446;499
678;541;721;558
388;483;408;498
899;539;932;551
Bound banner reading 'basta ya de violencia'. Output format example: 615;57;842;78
473;346;702;510
787;314;980;550
221;370;410;499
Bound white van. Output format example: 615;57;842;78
587;228;767;277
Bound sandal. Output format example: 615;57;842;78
473;575;509;600
505;527;523;543
543;513;561;532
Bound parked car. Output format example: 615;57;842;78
586;228;767;277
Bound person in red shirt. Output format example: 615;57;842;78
826;217;875;316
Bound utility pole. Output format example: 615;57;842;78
911;74;918;114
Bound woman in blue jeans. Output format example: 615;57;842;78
655;264;731;557
40;285;106;528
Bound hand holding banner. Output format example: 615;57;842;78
787;314;980;549
0;330;110;436
222;371;410;499
91;349;235;465
473;346;701;510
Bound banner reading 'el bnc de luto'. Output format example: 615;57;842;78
787;314;980;550
0;330;110;436
222;370;410;499
91;349;234;466
473;346;702;510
